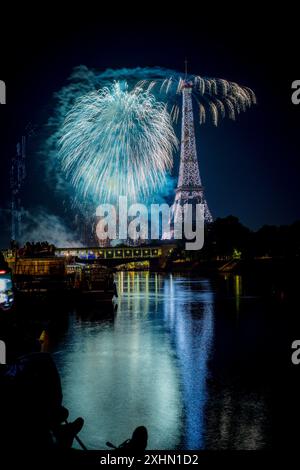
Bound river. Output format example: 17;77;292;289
52;272;272;450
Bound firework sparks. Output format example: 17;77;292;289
45;67;256;210
135;73;256;126
59;81;178;204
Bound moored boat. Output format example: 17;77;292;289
66;263;117;302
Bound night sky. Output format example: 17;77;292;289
0;11;299;247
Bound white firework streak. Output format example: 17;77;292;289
136;74;256;126
59;82;178;204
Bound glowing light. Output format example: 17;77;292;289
59;81;178;204
136;73;256;126
45;66;256;225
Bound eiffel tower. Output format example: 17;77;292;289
172;78;213;229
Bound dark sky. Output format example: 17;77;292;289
0;10;299;246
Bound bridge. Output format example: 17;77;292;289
55;244;178;267
1;244;179;271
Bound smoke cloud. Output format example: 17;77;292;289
20;209;82;248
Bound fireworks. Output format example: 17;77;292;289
45;67;256;210
135;72;256;126
59;82;178;204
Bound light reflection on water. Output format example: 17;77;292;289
52;272;270;450
163;276;214;449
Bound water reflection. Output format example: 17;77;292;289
52;272;270;450
53;272;183;449
163;276;214;449
205;274;271;449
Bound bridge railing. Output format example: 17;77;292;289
2;245;177;262
55;247;164;260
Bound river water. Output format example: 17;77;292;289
52;272;272;450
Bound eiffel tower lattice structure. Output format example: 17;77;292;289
163;79;212;240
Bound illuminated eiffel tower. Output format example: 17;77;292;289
172;78;213;228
